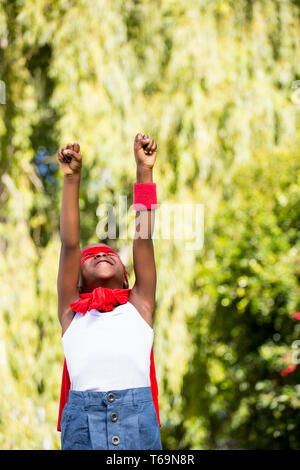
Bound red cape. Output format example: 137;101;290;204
57;260;161;432
57;345;161;431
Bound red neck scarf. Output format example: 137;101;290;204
57;245;161;431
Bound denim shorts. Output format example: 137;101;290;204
61;386;163;450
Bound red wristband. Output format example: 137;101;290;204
133;183;158;210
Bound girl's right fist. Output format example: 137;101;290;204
57;142;82;175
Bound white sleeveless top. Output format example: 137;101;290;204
62;301;154;391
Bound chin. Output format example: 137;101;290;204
95;264;115;273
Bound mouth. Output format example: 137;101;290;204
95;258;113;266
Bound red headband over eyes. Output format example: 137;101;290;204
80;246;128;284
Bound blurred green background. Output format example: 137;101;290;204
1;0;300;450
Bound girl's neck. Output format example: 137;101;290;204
82;282;124;293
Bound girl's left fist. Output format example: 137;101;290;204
134;133;157;169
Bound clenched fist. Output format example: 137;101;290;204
134;133;157;170
57;142;82;176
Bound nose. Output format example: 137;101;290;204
95;252;107;259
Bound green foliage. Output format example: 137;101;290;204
1;0;300;449
182;150;300;449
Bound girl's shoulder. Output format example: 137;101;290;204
127;292;153;330
61;308;76;338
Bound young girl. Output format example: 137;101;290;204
56;134;162;450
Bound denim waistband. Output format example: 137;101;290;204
67;386;153;407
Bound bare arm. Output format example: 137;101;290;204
129;134;158;326
56;143;82;335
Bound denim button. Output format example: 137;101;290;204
112;435;120;445
111;412;118;422
107;393;116;402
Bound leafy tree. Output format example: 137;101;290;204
0;0;300;449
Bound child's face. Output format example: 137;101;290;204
79;243;128;292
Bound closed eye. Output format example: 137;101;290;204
82;250;116;257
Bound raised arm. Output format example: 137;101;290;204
56;143;82;336
129;133;158;328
